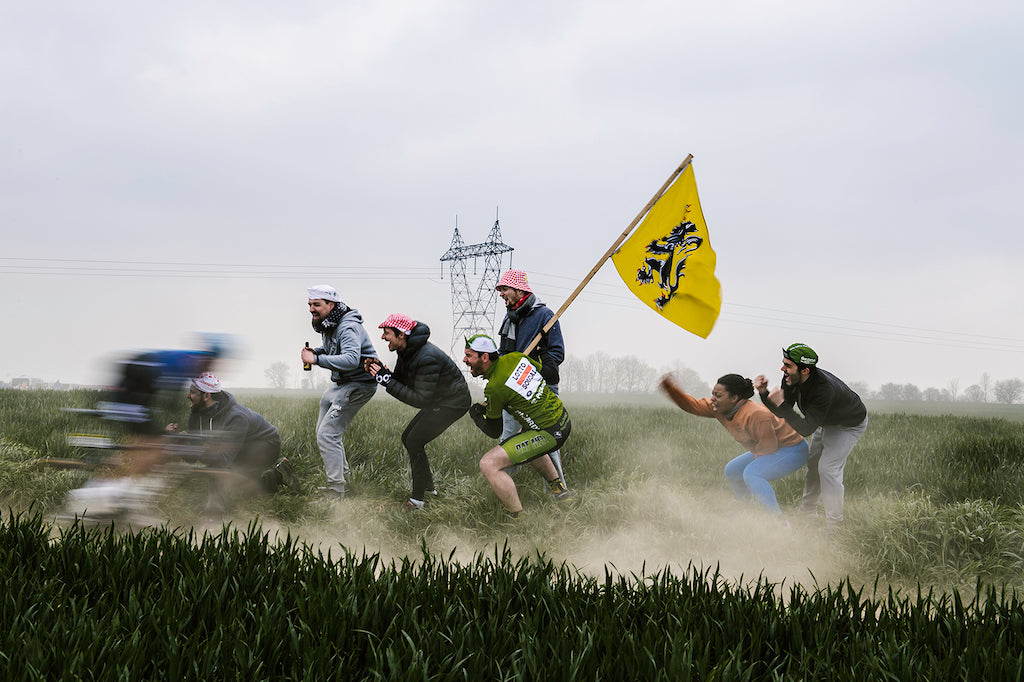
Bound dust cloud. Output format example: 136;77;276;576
224;481;851;592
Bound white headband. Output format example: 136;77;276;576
191;372;222;393
307;284;340;302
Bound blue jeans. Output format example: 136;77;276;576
316;381;377;492
724;441;809;514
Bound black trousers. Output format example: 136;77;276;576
402;406;467;499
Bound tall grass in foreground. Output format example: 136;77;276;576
3;512;1024;681
3;390;1024;590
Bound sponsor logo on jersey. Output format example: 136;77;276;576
506;357;544;401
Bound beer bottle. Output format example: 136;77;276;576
303;342;312;371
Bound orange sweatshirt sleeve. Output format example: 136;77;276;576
661;383;716;418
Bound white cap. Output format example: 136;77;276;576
465;334;498;353
307;284;341;302
191;372;222;393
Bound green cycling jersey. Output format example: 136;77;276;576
482;352;566;431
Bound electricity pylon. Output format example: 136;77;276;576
439;215;514;359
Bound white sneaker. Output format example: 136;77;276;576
402;498;425;511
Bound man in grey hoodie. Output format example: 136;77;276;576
300;284;378;499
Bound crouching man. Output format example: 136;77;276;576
462;334;570;517
364;313;471;511
169;372;295;514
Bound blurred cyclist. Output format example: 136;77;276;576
98;333;232;475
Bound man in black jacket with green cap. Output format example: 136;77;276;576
755;343;867;526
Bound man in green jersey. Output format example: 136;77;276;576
463;334;570;516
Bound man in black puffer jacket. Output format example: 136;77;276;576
364;314;471;511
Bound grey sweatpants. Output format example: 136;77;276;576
316;381;377;492
801;416;868;524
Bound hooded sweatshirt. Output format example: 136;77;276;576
312;307;378;385
187;390;280;466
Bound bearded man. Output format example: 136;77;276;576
495;269;569;498
299;284;378;499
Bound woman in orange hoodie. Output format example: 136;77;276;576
659;373;808;516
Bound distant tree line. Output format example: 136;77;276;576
560;360;1024;406
559;353;710;396
854;373;1024;405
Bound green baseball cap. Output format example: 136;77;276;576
783;343;818;366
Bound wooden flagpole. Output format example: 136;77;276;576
522;154;694;356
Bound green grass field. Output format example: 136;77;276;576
4;389;1024;678
3;389;1024;593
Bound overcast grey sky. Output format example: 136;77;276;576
2;1;1022;393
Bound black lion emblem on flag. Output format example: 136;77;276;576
635;220;703;310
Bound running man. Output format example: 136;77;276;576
300;284;378;499
463;334;570;516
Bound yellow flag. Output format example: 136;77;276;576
611;163;721;338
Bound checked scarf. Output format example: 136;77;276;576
312;302;350;333
498;293;536;354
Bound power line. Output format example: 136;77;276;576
0;257;437;271
531;268;1019;342
0;257;440;280
0;268;440;281
524;270;1024;354
4;255;1021;353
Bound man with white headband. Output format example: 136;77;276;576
168;372;295;514
299;284;379;499
463;333;570;517
495;269;569;499
364;313;471;511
